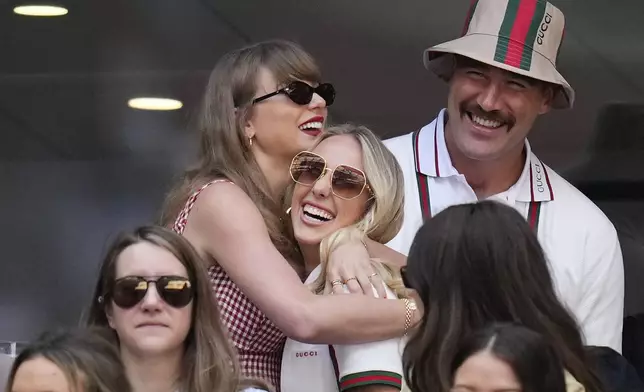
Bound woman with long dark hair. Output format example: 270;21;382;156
402;201;601;392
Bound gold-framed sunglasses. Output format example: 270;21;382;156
289;151;371;200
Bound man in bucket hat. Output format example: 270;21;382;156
384;0;624;351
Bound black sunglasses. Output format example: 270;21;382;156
100;275;194;309
252;80;335;106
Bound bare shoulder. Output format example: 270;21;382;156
182;180;268;247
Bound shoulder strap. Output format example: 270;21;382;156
412;130;432;221
172;179;232;235
528;202;541;232
526;158;544;233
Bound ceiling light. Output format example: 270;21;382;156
128;97;183;111
13;5;68;16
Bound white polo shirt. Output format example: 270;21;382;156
281;265;404;392
384;109;624;352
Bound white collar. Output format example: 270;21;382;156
415;109;554;202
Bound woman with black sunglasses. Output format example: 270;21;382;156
281;124;412;392
157;40;417;389
84;225;268;392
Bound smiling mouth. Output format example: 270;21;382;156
298;114;324;135
465;110;508;130
298;122;323;137
299;121;323;131
302;203;335;223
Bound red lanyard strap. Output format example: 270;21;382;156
412;130;432;221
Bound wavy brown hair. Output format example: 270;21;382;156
160;40;323;269
402;201;602;392
83;226;267;392
5;327;130;392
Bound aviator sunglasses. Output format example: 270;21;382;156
289;151;371;200
99;275;194;309
252;80;335;106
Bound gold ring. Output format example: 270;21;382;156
344;277;358;284
368;273;378;279
331;279;343;286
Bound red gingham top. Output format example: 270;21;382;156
173;179;286;390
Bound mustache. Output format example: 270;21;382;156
461;103;516;129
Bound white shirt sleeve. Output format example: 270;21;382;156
331;285;404;391
577;221;624;352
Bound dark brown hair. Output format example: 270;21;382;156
402;201;602;392
5;327;130;392
452;323;567;392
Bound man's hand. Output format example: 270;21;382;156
326;239;387;298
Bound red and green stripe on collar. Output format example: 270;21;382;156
411;128;543;232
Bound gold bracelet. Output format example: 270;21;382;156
402;298;418;336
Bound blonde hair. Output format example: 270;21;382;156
160;40;323;270
290;124;407;297
83;226;266;392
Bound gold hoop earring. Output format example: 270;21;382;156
249;136;253;147
286;207;292;215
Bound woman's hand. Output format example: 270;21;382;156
326;239;387;298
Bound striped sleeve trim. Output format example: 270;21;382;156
339;370;402;391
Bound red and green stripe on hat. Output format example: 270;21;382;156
425;0;574;108
461;0;564;72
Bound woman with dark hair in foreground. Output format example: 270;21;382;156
402;201;601;392
6;327;130;392
451;323;569;392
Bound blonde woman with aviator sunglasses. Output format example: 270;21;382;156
281;124;412;392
